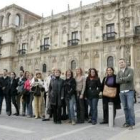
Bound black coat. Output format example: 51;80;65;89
9;78;18;96
49;77;64;106
64;78;76;100
101;75;121;109
0;76;11;95
85;77;101;99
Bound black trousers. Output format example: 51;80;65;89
11;95;19;114
61;99;67;120
102;96;116;122
0;94;11;114
76;96;85;122
52;104;61;123
84;99;89;120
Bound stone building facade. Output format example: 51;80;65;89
0;0;140;90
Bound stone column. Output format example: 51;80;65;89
130;44;134;68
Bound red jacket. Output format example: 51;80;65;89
24;79;31;91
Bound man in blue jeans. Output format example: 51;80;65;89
116;58;135;130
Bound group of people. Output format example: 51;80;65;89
0;58;135;130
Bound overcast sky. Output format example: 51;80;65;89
0;0;99;17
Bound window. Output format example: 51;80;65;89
22;43;27;50
106;24;114;33
72;31;78;40
7;13;11;26
44;37;49;45
135;26;140;34
71;60;76;70
69;31;79;46
42;64;47;73
15;14;20;26
107;56;114;68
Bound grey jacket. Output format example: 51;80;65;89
116;67;134;91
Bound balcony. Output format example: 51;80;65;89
103;32;117;41
40;44;50;52
135;26;140;35
68;39;79;46
18;49;26;56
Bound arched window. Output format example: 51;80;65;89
107;56;114;67
20;66;24;71
7;13;12;26
71;60;76;70
15;14;20;26
42;64;47;73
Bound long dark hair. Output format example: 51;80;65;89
106;67;114;76
88;68;98;79
65;69;73;79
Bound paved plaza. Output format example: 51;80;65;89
0;100;140;140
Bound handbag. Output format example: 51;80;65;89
34;86;41;96
103;85;117;98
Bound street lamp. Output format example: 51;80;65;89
0;37;3;57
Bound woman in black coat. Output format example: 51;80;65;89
100;67;121;124
9;72;19;116
49;69;64;124
85;68;101;125
64;69;76;125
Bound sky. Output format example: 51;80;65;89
0;0;99;17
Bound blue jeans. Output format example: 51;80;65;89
120;90;135;126
66;95;76;121
27;93;33;116
88;98;99;123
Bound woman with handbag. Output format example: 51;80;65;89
85;68;101;125
33;72;45;119
100;67;121;124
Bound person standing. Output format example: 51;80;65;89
49;69;64;124
17;70;26;115
42;69;55;121
85;68;101;125
33;72;45;119
24;73;34;117
64;69;76;125
75;68;86;123
0;69;11;116
9;72;19;116
116;58;135;130
100;67;121;124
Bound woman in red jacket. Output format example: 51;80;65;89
24;73;34;117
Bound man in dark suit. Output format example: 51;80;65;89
0;69;11;116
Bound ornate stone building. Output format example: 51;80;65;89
0;0;140;88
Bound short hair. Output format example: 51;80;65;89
3;69;8;72
20;69;24;73
119;58;126;62
55;69;61;74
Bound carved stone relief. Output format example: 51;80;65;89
104;12;116;21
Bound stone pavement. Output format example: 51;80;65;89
0;100;140;140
